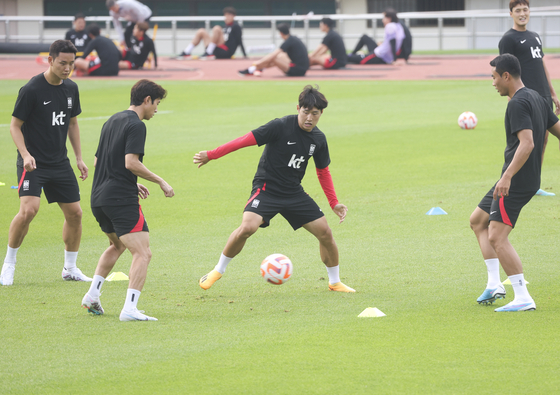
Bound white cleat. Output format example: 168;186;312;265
119;308;158;321
0;263;16;286
62;267;92;282
82;293;104;315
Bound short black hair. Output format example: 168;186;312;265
321;17;335;29
74;12;85;21
49;40;77;59
509;0;529;11
223;6;236;16
299;85;328;111
87;24;101;37
130;79;167;106
490;54;522;78
277;23;290;36
384;8;399;23
106;0;116;9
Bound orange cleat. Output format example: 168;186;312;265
199;269;222;290
328;282;356;293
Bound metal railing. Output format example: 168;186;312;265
1;7;560;52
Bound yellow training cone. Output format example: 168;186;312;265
358;307;386;317
502;278;529;285
106;272;129;281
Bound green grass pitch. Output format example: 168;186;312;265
1;78;560;394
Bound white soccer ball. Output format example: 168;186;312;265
260;254;293;285
458;111;478;129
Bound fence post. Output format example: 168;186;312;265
304;18;309;48
5;20;10;42
205;19;210;31
541;16;546;47
172;19;177;55
271;19;276;46
470;17;475;50
106;20;111;36
438;17;443;50
371;18;376;40
39;20;44;44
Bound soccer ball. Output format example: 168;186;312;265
458;111;478;129
260;254;293;285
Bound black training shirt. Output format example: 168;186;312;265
280;35;309;70
322;29;347;67
65;29;91;52
12;73;81;166
81;36;121;74
224;22;243;53
91;110;146;207
251;114;330;196
502;87;559;191
499;29;550;99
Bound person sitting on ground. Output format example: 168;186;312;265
106;0;152;48
65;13;91;53
74;24;121;76
119;21;157;70
308;17;347;70
238;23;309;77
347;8;405;65
177;6;246;60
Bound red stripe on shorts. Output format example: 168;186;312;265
324;58;337;68
245;184;265;208
89;63;102;73
360;54;377;64
218;44;229;50
18;169;27;193
131;205;145;233
499;197;512;227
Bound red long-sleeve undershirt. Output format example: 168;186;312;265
206;132;257;160
207;131;339;209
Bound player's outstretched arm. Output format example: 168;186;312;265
194;132;258;168
125;153;174;197
68;116;88;180
10;117;36;172
547;120;560;141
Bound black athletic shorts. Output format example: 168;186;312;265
89;60;119;76
213;45;234;59
243;184;325;230
92;204;149;237
478;185;536;228
17;161;80;203
286;65;307;77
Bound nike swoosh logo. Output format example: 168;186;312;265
287;141;296;145
490;211;497;215
520;40;526;44
43;101;51;105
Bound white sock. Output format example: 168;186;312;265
484;258;501;288
123;288;141;311
248;65;257;73
214;253;232;274
183;43;194;55
509;273;532;302
64;250;78;270
326;265;340;284
206;43;216;55
4;246;18;264
88;275;105;298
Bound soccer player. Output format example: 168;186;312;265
65;13;90;53
238;23;309;77
82;79;173;321
74;24;121;77
1;40;91;286
193;85;355;293
106;0;152;48
469;54;560;312
177;7;245;60
119;21;157;70
308;17;347;70
347;9;406;65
